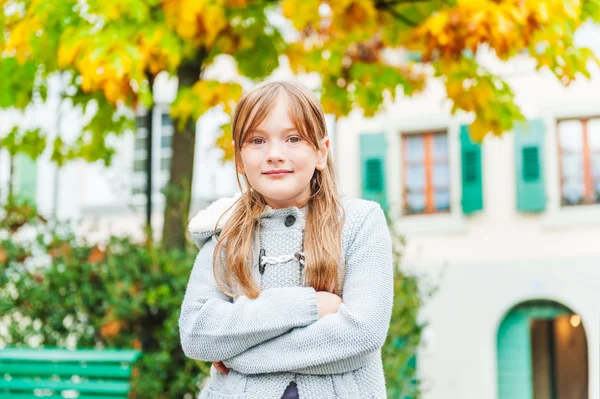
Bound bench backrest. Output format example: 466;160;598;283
0;348;141;399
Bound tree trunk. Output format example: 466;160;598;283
161;55;204;250
145;72;155;237
8;153;14;206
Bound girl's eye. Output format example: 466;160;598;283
250;138;264;145
288;136;301;143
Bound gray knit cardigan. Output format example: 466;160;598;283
179;195;394;399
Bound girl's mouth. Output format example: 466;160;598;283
263;170;293;178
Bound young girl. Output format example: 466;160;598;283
179;81;394;399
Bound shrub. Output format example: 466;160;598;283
0;202;207;398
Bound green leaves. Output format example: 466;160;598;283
0;127;46;159
582;0;600;22
0;58;37;108
381;213;433;399
234;32;281;79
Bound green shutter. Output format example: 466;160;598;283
15;154;37;204
514;120;546;212
460;125;483;214
359;133;387;210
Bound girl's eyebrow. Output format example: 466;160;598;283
250;127;297;134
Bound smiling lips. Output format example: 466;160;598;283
263;170;292;177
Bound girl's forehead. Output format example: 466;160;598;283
239;90;319;142
252;104;296;133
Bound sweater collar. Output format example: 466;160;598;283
188;194;308;237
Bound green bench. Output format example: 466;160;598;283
0;348;141;399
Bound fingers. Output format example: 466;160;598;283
213;361;230;374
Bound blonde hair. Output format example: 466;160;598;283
212;81;345;299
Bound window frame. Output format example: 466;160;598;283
130;108;173;204
556;116;600;207
401;130;451;215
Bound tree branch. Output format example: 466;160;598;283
378;0;433;5
374;1;419;26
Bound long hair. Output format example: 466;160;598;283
212;81;345;299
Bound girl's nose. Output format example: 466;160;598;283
266;141;285;162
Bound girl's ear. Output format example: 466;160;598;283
237;162;245;175
316;137;330;170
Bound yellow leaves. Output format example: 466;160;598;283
171;81;242;130
329;0;380;38
76;49;134;103
469;118;495;142
224;0;251;7
535;1;550;23
170;91;196;127
0;247;8;265
162;0;227;46
346;0;378;25
4;14;40;64
215;123;234;161
192;80;242;114
413;0;586;62
137;27;180;75
281;0;321;30
205;6;228;46
57;33;84;68
85;0;152;23
100;307;123;340
422;12;447;37
439;58;524;142
285;43;308;73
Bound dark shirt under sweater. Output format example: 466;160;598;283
281;381;299;399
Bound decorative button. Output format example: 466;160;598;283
285;215;296;227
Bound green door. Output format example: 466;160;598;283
497;302;571;399
498;308;533;399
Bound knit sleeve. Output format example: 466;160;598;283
222;205;394;375
178;236;320;362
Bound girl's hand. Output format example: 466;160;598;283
316;291;342;319
212;361;230;374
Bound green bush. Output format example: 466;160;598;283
0;202;428;398
0;202;208;398
381;216;433;399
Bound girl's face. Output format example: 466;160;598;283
237;96;329;209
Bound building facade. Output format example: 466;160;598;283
335;26;600;399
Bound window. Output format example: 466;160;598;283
132;111;173;199
132;115;149;196
402;131;450;215
557;118;600;206
14;154;37;204
159;113;173;179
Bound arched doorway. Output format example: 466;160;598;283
497;300;588;399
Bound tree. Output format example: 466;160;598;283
1;0;599;249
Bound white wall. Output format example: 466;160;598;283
416;257;600;399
